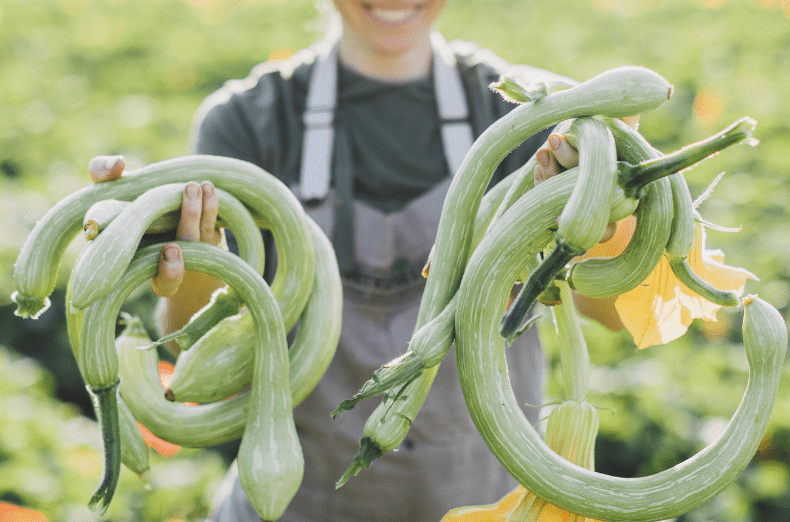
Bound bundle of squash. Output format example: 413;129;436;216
12;65;785;522
13;155;343;521
330;67;786;521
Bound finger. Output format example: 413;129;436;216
534;148;551;185
177;182;202;242
534;147;562;186
152;243;185;298
534;163;546;185
88;155;126;184
548;133;579;170
199;181;221;245
599;221;617;243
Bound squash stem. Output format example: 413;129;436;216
331;352;426;418
11;292;51;319
147;286;244;351
620;117;756;198
552;281;590;402
500;241;583;344
335;436;384;489
87;379;122;515
667;256;741;307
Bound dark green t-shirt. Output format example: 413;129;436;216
337;62;449;212
191;39;571;212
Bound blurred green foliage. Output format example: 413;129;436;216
0;344;227;521
1;0;789;520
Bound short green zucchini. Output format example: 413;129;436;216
557;117;619;251
116;388;150;484
118;314;250;447
567;177;672;299
668;255;742;306
604;116;754;306
662;118;755;307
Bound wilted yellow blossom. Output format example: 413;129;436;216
581;218;755;349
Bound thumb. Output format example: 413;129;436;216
152;243;185;298
88;155;126;184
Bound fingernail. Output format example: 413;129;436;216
186;183;199;199
163;245;179;262
548;134;561;151
534;165;544;182
536;149;550;167
202;182;214;197
105;156;118;170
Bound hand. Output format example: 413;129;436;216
534;116;640;243
87;155;222;298
533;133;578;185
534;133;618;243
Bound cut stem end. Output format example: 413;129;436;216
335;436;384;489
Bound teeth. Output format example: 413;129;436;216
370;8;414;22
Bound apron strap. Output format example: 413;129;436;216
431;32;475;177
299;39;339;202
298;31;474;202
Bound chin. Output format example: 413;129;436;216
337;1;446;54
372;33;423;55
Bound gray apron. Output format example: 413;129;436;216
209;33;545;522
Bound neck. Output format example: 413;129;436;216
337;31;433;82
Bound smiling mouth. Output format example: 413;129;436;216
362;3;425;23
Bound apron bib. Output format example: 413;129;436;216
210;32;546;522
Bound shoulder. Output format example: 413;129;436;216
450;38;576;90
192;44;317;131
448;40;575;179
190;41;327;168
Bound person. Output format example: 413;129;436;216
90;1;623;520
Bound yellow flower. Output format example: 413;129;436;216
438;486;526;522
583;218;756;349
440;402;604;522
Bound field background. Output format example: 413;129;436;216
1;0;789;520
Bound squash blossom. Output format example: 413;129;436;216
440;401;604;522
579;217;756;349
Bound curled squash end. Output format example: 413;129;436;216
84;219;100;241
421;260;431;279
11;291;51;319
